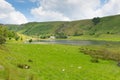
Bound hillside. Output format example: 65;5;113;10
6;20;93;36
6;15;120;40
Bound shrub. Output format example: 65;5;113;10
74;32;83;36
90;58;99;63
21;37;23;41
28;59;33;62
29;39;32;43
9;37;12;40
89;32;95;35
40;35;46;39
92;17;100;25
0;36;6;44
40;35;50;39
55;33;67;39
15;36;20;41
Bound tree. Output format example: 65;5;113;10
74;31;83;36
0;36;6;44
15;36;20;41
40;35;50;39
0;25;7;44
92;17;100;25
0;25;17;44
29;39;32;43
55;32;67;39
7;31;16;39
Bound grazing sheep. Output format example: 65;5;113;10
17;64;30;69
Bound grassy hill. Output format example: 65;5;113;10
6;14;120;41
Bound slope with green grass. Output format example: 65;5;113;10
6;14;120;41
6;20;92;36
0;43;120;80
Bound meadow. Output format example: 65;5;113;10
69;34;120;41
0;42;120;80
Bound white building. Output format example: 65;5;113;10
50;36;55;39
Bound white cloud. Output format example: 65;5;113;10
31;0;120;22
31;0;100;21
31;7;70;21
1;0;119;24
0;0;28;24
95;0;120;17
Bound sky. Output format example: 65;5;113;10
0;0;120;24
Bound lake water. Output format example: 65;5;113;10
29;40;120;46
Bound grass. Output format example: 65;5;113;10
6;14;120;41
69;34;120;41
80;44;120;61
0;42;120;80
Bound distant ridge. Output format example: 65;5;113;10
6;14;120;39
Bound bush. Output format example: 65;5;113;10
74;32;83;36
92;17;100;25
107;32;110;34
40;35;47;39
90;58;99;63
9;37;12;40
15;36;20;41
0;36;6;44
40;35;50;39
89;32;95;35
28;59;33;62
29;39;32;43
55;33;67;39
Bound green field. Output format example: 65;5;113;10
0;42;120;80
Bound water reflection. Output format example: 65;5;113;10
29;40;120;46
